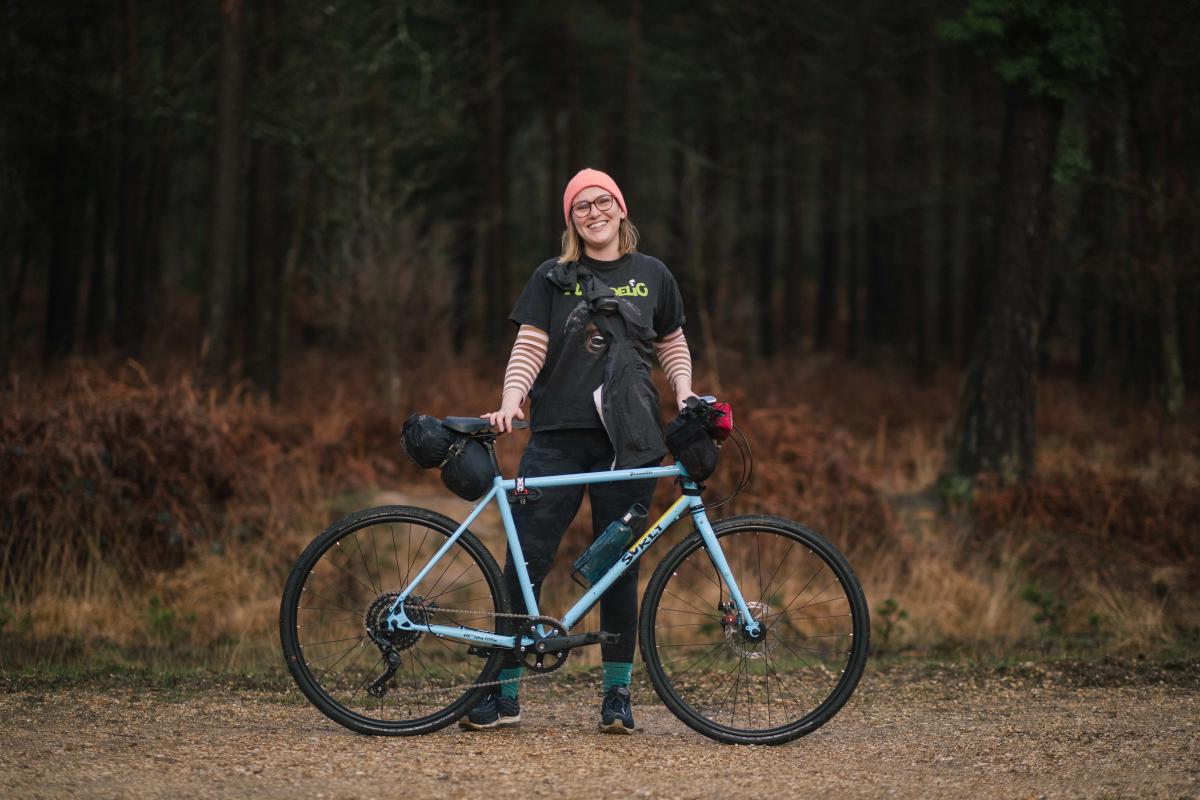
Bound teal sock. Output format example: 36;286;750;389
602;661;633;692
498;667;523;699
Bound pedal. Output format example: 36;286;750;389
598;631;621;645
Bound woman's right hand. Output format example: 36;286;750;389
481;393;526;433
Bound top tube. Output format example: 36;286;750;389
494;464;685;491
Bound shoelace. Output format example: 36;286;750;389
602;690;629;716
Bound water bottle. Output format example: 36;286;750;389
572;503;649;586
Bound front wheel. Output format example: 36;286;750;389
279;505;510;735
639;515;869;745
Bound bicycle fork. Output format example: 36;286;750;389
688;500;764;640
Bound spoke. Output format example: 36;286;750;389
773;640;851;656
755;533;764;608
759;535;795;606
302;634;366;648
408;524;431;588
314;639;365;678
766;612;852;623
688;551;725;593
299;586;366;614
426;562;482;603
410;642;458;689
763;646;808;719
370;527;383;589
773;637;836;691
403;522;415;587
777;563;826;618
390;524;404;589
426;579;488;603
660;640;725;678
656;606;719;618
790;585;848;611
707;652;748;723
662;586;718;620
348;652;385;708
306;640;358;668
298;605;365;616
353;530;380;594
425;545;463;601
323;546;379;598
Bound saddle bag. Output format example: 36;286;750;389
402;414;498;501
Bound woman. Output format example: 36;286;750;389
462;168;696;734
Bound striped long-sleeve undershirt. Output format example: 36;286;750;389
653;327;693;395
501;325;549;402
501;325;694;404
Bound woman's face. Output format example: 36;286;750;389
570;186;624;256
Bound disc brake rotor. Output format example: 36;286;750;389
723;601;772;659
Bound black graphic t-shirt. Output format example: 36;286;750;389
509;252;686;432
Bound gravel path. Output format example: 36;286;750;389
2;660;1197;799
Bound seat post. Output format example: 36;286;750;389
482;438;501;476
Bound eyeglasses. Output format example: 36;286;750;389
571;194;616;218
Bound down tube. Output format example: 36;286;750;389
560;495;693;630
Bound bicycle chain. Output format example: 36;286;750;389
381;605;569;696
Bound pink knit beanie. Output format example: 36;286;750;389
562;168;627;227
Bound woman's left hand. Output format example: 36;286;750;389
675;387;695;411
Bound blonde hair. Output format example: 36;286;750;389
558;218;640;264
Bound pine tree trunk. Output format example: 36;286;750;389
756;135;776;358
244;0;284;399
114;0;149;357
815;125;839;351
919;28;941;379
951;84;1062;482
483;0;508;349
202;0;246;379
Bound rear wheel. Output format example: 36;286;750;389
279;505;510;735
639;515;869;745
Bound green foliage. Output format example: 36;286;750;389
938;0;1120;98
0;596;32;637
936;473;975;507
1052;122;1093;185
1020;584;1066;638
146;595;195;647
875;597;910;651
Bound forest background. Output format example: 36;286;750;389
1;0;1198;672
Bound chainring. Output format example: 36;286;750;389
519;616;570;674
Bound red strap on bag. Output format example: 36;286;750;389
710;402;733;441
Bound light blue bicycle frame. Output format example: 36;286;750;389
385;463;762;647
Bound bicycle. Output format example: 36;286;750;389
279;403;870;745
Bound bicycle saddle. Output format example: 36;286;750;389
441;417;531;435
441;417;493;434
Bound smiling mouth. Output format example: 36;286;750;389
587;220;609;232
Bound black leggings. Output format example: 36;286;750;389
502;429;658;664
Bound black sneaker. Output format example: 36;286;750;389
598;686;635;734
458;693;521;730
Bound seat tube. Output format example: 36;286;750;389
493;480;541;619
689;499;763;637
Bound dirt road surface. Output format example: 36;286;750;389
2;660;1197;800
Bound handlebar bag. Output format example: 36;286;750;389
664;413;718;482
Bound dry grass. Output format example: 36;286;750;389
1;354;1197;668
